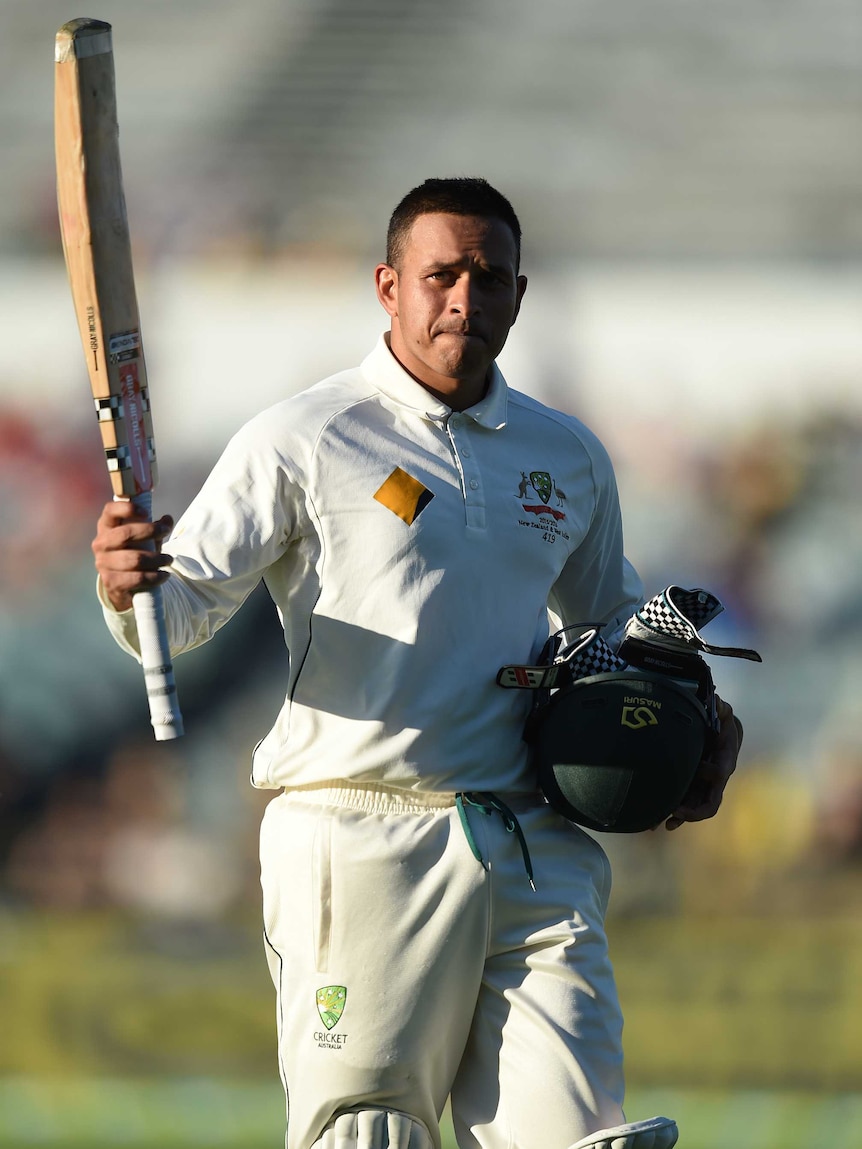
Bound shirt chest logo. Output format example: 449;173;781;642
517;469;567;522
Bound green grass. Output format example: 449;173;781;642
4;910;862;1146
1;1079;861;1149
4;911;862;1088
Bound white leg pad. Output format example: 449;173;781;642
568;1115;678;1149
313;1108;435;1149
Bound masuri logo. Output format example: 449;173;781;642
621;706;659;730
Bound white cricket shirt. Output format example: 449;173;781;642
102;335;643;793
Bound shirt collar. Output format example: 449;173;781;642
361;333;508;431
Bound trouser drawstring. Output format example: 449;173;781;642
455;792;536;891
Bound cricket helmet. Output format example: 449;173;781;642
498;586;762;834
526;669;712;834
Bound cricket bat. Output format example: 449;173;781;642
55;17;183;740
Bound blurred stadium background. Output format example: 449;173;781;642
1;1;861;1146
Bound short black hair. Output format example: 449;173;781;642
386;177;522;270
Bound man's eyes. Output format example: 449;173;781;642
426;270;507;285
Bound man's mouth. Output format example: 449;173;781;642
436;327;484;341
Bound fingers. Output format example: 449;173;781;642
92;500;175;612
663;759;727;830
95;499;173;544
664;695;741;831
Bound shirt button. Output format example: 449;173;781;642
469;479;479;490
461;448;471;458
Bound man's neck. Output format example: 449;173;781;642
419;375;488;412
384;333;488;411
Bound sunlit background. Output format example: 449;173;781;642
1;2;861;1147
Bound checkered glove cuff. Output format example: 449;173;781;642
557;626;628;678
496;625;626;690
625;585;761;662
496;586;761;691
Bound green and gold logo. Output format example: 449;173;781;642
316;985;347;1031
529;471;552;504
516;469;567;522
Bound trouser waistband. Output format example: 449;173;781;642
284;779;543;815
284;781;540;891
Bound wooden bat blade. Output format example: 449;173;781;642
55;17;155;498
55;19;183;740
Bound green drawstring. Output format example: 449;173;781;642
455;792;536;891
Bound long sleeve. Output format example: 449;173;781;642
98;409;308;662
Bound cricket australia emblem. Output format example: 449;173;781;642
314;985;349;1050
515;468;569;543
317;985;347;1029
529;470;552;503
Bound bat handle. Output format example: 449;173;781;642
126;491;184;740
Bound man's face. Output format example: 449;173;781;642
375;213;527;408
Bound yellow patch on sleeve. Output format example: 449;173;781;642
373;467;434;525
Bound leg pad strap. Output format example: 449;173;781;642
313;1108;435;1149
569;1115;678;1149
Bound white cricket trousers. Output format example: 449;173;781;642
260;783;626;1149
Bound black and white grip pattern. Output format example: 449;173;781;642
128;491;183;739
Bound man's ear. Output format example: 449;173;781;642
374;263;399;318
512;274;528;325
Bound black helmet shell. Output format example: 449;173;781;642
529;670;710;833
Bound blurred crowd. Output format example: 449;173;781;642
1;361;861;922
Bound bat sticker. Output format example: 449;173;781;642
118;361;152;490
109;328;141;362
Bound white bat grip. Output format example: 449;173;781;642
127;492;184;740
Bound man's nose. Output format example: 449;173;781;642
448;275;481;315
